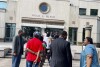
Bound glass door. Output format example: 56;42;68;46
68;27;78;45
22;26;41;39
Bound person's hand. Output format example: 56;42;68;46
13;52;17;56
34;59;37;63
34;52;37;55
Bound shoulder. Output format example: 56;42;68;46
15;35;20;38
85;44;95;49
27;38;34;43
27;39;33;45
36;38;42;44
65;41;70;44
48;37;52;40
50;38;59;44
85;44;95;52
64;41;70;47
53;38;67;42
52;38;61;42
13;35;19;40
84;44;95;55
66;41;70;43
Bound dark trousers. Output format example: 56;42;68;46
26;61;39;67
46;49;51;61
12;54;22;67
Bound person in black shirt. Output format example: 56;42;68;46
12;30;26;67
50;31;72;67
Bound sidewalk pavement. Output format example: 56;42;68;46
0;58;80;67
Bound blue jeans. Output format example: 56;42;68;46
12;55;22;67
26;61;39;67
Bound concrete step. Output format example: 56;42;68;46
4;52;26;58
0;51;4;58
73;53;81;60
5;53;12;58
0;48;11;58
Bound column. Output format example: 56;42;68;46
85;26;92;37
0;10;6;41
41;28;45;35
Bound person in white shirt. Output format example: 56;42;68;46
43;33;51;62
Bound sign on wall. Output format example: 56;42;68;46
32;14;55;19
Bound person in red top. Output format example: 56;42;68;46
26;32;43;67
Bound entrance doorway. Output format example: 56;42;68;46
22;26;41;38
82;28;85;42
45;28;63;33
68;27;78;45
45;28;63;38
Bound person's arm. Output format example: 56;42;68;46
48;38;51;44
26;48;37;55
50;42;52;57
50;46;52;57
85;47;93;67
66;42;72;67
26;40;37;55
34;50;40;63
13;36;18;56
34;42;43;63
86;55;92;67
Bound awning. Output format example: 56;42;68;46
22;17;65;24
21;17;64;29
21;23;64;29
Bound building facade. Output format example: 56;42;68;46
0;0;100;46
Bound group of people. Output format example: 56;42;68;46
12;30;100;67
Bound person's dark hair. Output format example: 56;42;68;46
18;30;23;34
47;33;50;37
61;31;67;40
54;35;59;39
86;37;93;44
33;32;40;38
34;34;39;38
39;36;43;42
